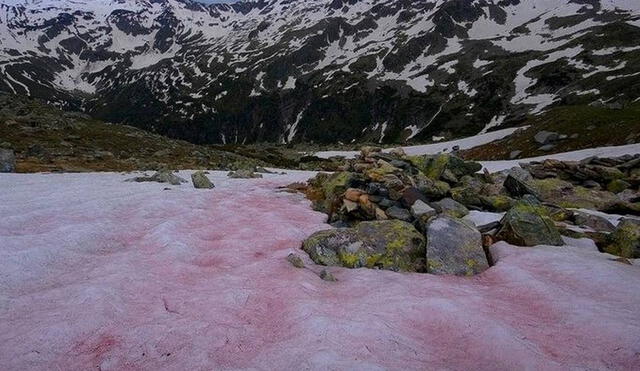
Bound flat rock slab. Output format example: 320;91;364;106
0;171;639;370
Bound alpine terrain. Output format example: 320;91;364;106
1;0;639;144
2;1;640;370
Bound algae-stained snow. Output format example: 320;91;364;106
1;171;639;370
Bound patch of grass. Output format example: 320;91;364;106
460;103;640;160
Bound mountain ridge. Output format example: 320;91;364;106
1;0;639;144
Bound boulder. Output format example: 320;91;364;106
503;167;538;198
425;217;489;276
496;200;564;246
191;171;215;189
302;220;426;272
0;148;16;173
432;198;469;218
572;211;616;233
603;219;640;258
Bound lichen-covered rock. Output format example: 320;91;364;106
529;178;620;211
425;216;489;276
0;148;16;173
603;219;640;258
301;220;426;272
414;174;450;199
607;179;631;194
408;154;481;180
309;171;360;217
432;198;469;218
496;200;564;246
191;171;214;189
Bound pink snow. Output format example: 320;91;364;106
1;171;639;370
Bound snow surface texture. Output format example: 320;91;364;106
1;170;640;370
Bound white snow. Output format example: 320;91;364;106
315;126;526;159
481;143;640;173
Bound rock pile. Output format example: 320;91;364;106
300;148;640;275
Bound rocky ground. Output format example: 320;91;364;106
295;147;640;276
0;93;346;173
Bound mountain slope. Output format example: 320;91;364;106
1;0;639;144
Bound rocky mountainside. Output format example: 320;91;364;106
1;0;639;144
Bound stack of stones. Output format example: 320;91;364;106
299;147;640;276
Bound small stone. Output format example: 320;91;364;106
385;206;413;222
534;131;559;145
583;180;600;189
538;144;555;152
389;147;406;157
411;200;437;219
342;199;359;213
191;171;215;189
344;188;364;202
319;269;337;281
287;253;305;268
509;150;522;160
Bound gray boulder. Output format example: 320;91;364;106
385;206;413;222
572;211;616;232
411;200;437;219
191;171;215;189
425;216;489;276
503;167;539;198
0;149;16;173
302;220;426;272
